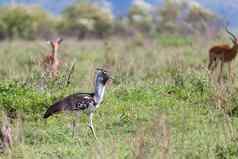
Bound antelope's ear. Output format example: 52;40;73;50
47;40;54;48
57;38;63;44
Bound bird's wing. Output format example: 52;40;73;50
43;93;95;118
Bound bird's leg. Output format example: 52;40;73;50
72;112;81;138
72;119;76;138
88;113;97;139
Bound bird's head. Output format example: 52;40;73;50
95;68;112;85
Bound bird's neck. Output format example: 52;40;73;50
94;82;106;104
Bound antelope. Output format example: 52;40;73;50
42;38;63;78
208;25;238;83
1;125;12;149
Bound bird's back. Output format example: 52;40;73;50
43;93;95;118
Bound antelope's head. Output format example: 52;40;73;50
48;38;63;52
225;25;238;47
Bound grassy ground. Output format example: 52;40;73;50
0;34;238;159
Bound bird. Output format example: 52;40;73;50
43;68;112;139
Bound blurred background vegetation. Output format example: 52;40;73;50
0;0;223;40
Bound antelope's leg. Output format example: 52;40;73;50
218;60;224;83
208;58;213;70
88;113;97;139
209;58;218;74
208;59;215;81
228;62;235;82
228;62;232;80
212;59;218;72
209;59;218;82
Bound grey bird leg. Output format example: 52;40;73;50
88;113;97;139
72;119;76;137
72;112;81;137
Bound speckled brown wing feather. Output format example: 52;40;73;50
43;93;95;118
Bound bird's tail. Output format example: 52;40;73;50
43;102;65;118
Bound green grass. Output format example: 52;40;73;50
155;34;192;47
0;36;238;159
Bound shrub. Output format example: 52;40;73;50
185;5;219;34
0;80;52;115
61;3;113;39
0;5;55;40
128;3;154;33
215;140;238;159
155;0;221;35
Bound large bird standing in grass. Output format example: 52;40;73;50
43;68;112;139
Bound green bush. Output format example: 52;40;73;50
61;3;113;38
215;140;238;159
156;0;220;34
157;34;192;47
0;81;52;115
128;4;154;33
0;6;55;40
